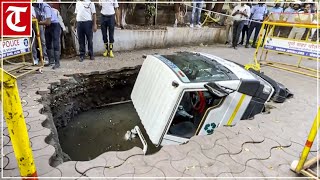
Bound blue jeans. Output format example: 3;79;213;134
101;14;115;45
45;23;61;65
190;1;203;25
247;21;263;46
77;21;94;58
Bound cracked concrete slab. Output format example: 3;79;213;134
2;45;317;178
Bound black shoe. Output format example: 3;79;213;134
234;46;238;50
90;56;95;60
245;44;249;48
79;56;84;62
252;45;257;48
52;64;60;69
225;41;229;45
239;41;244;45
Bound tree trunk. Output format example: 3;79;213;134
212;0;224;13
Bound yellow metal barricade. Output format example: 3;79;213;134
1;19;44;78
290;107;320;178
245;12;319;78
1;68;38;179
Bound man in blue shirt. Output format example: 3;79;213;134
37;0;61;69
245;2;267;48
269;3;283;36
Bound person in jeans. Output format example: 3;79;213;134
75;0;97;62
32;2;50;66
245;2;267;48
239;3;251;45
231;1;250;49
37;0;61;69
190;0;204;28
99;0;119;58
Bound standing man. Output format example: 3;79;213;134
245;1;267;48
75;0;97;62
32;1;50;66
224;3;234;45
269;3;284;37
99;0;120;58
190;0;204;28
231;1;250;49
37;0;61;69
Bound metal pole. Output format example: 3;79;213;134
295;107;320;172
155;0;158;25
0;69;38;179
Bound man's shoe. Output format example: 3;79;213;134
190;24;194;28
252;45;257;48
79;56;84;62
52;64;60;69
238;41;244;45
245;44;249;48
225;41;229;45
90;56;95;60
109;50;114;58
234;46;238;50
196;24;201;28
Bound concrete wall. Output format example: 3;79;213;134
72;27;225;54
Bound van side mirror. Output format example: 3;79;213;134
204;82;229;98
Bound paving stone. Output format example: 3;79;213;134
175;140;201;154
25;114;47;124
161;145;187;161
202;144;229;161
277;163;300;177
40;168;62;178
76;156;107;173
215;154;245;174
57;161;82;177
242;138;279;160
281;142;303;159
183;166;206;177
28;128;51;139
3;155;10;169
3;168;20;177
34;155;55;176
215;138;242;155
143;149;170;166
3;152;17;170
33;144;55;158
237;123;265;143
99;152;124;168
189;131;227;150
132;165;153;175
4;135;10;146
171;156;200;173
27;120;45;132
83;167;105;177
215;127;239;140
116;147;144;160
201;159;232;177
268;148;297;166
246;159;280;177
153;160;182;177
104;164;134;177
134;167;165;178
217;172;235;178
30;135;50;151
231;166;264;177
229;145;258;166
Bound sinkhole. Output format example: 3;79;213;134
40;66;160;164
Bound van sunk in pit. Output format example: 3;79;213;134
129;51;292;153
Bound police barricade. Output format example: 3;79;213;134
1;19;44;78
245;12;319;78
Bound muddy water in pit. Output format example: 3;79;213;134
58;102;160;161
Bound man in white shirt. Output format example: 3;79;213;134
75;0;97;62
231;1;251;49
99;0;119;58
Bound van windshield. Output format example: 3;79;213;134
161;52;238;83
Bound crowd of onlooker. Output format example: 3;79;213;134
30;0;319;69
222;0;318;50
